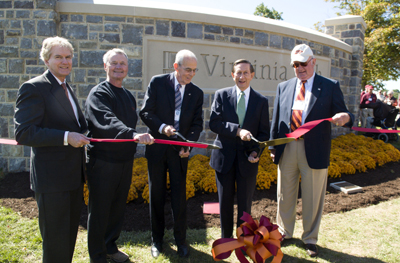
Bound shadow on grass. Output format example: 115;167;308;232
277;238;386;263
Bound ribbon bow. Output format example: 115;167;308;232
212;212;283;263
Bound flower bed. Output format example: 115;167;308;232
83;133;400;204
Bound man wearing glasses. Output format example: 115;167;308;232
140;49;203;259
269;44;354;257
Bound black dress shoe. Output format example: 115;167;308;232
305;243;318;257
151;242;163;258
177;243;190;258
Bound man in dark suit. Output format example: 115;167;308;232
139;49;203;258
209;59;270;239
269;44;354;257
14;36;90;263
85;48;154;263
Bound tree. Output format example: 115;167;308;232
254;3;283;20
326;0;400;89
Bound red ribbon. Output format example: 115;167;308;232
89;138;212;149
0;138;19;145
212;212;283;263
286;118;332;139
352;127;400;133
0;138;213;149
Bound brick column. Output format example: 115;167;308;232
325;15;366;131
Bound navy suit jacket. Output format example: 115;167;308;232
14;70;87;193
209;86;270;175
270;74;354;169
139;72;203;162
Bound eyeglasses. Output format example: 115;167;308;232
292;57;313;68
179;65;199;73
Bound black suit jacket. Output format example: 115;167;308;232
139;73;203;161
14;70;87;193
209;86;270;175
270;74;354;169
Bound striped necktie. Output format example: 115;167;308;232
291;80;307;131
174;84;182;131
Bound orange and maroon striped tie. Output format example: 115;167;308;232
291;80;307;132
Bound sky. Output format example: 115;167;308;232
151;0;399;90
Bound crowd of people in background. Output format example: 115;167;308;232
359;84;399;128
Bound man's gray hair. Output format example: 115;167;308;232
174;49;197;65
103;48;128;64
40;36;74;62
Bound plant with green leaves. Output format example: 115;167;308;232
326;0;400;89
254;2;283;20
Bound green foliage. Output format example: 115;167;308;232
326;0;400;89
254;2;283;20
314;21;326;32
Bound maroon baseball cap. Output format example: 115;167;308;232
365;85;373;90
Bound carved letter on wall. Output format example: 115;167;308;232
201;54;219;76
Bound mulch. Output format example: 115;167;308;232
1;161;400;232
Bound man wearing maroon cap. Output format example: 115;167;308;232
360;85;377;127
360;85;377;105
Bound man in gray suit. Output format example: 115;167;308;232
14;36;89;263
269;44;354;257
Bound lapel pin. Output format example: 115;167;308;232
318;88;321;91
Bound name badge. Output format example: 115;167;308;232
292;100;305;111
175;109;181;121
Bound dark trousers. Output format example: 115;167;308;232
87;158;133;263
35;184;83;263
147;146;187;245
215;156;257;238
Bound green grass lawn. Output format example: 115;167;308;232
1;198;400;262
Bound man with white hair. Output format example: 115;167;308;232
14;36;90;262
269;44;354;257
85;48;154;263
385;90;398;107
140;49;203;258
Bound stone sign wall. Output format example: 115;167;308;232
0;0;366;173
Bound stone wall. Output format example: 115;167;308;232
0;0;365;173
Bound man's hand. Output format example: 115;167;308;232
67;132;90;148
134;133;154;145
179;147;190;158
269;149;276;162
237;128;252;141
248;151;259;163
331;112;350;127
162;125;176;137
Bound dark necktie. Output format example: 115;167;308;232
291;80;307;132
237;91;246;127
61;83;74;110
174;84;182;131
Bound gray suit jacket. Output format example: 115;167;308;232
14;70;87;193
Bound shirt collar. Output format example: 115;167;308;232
49;71;66;85
235;85;250;98
174;75;186;89
297;72;316;89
